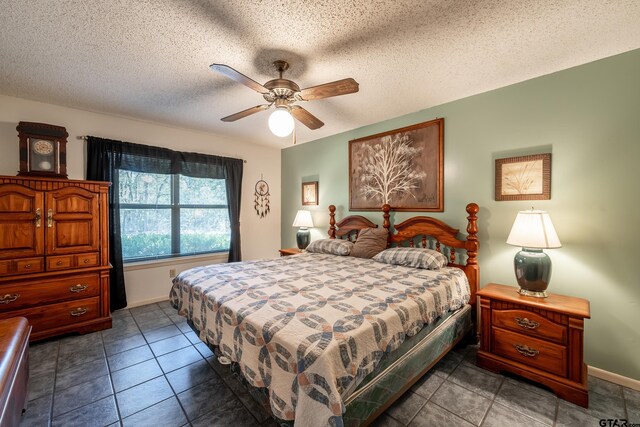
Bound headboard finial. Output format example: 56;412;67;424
465;203;479;269
382;203;392;247
328;205;337;239
465;203;479;241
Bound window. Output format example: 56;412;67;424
118;170;230;262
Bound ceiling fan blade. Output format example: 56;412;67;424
298;78;359;101
290;105;324;129
221;105;270;122
210;64;269;94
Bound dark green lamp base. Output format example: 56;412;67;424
296;228;310;250
514;248;552;298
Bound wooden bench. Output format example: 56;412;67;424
0;317;30;426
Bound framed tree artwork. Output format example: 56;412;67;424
495;153;551;201
349;118;444;211
302;181;318;206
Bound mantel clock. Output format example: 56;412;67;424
17;121;68;178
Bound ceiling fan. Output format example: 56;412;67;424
210;60;359;137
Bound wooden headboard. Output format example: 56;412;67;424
328;204;391;241
389;203;480;310
326;202;479;308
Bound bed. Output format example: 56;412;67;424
170;203;479;427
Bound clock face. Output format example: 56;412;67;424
32;139;55;155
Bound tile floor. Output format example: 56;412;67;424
20;301;639;426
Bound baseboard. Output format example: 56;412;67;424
126;296;169;309
588;365;640;391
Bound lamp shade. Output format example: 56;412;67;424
268;108;294;137
506;210;561;249
292;210;314;228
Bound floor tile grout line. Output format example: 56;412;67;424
49;338;116;423
48;341;61;425
490;377;557;426
104;327;138;424
622;390;629;420
477;375;505;427
125;305;194;424
112;306;164;425
406;375;449;426
403;355;466;426
551;399;559;427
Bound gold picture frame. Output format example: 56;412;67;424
495;153;551;201
302;181;318;206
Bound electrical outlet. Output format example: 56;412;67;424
169;269;176;278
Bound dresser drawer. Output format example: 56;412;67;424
15;257;44;274
0;260;10;275
75;253;99;268
0;297;100;333
0;274;100;311
492;327;567;377
47;252;99;271
47;255;74;271
492;308;567;345
0;257;46;276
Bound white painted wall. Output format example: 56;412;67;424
0;94;281;307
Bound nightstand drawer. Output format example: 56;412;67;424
492;308;567;345
492;327;567;377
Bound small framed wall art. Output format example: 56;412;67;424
495;153;551;201
301;181;318;206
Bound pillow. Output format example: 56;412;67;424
350;228;389;259
373;247;448;270
306;239;354;256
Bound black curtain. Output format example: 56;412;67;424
86;138;128;311
86;137;244;310
224;158;243;262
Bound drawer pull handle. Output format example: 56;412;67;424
69;284;88;293
0;294;20;304
514;343;539;357
56;261;63;266
24;264;32;269
83;259;90;264
515;317;540;330
70;308;88;317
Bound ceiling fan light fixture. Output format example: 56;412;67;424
268;107;294;137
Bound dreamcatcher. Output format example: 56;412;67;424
254;176;270;218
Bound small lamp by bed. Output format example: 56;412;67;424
292;210;314;250
506;209;561;298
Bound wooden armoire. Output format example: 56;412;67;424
0;176;112;341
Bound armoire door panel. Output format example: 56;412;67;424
0;184;44;259
46;187;99;255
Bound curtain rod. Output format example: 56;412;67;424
77;135;247;163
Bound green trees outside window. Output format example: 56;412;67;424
118;170;230;261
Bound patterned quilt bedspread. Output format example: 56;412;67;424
169;253;470;427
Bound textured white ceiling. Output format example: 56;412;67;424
1;0;639;147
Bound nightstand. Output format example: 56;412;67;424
476;283;590;407
279;248;302;256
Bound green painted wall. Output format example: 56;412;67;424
282;49;640;379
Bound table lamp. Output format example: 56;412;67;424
506;209;561;297
292;210;314;250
